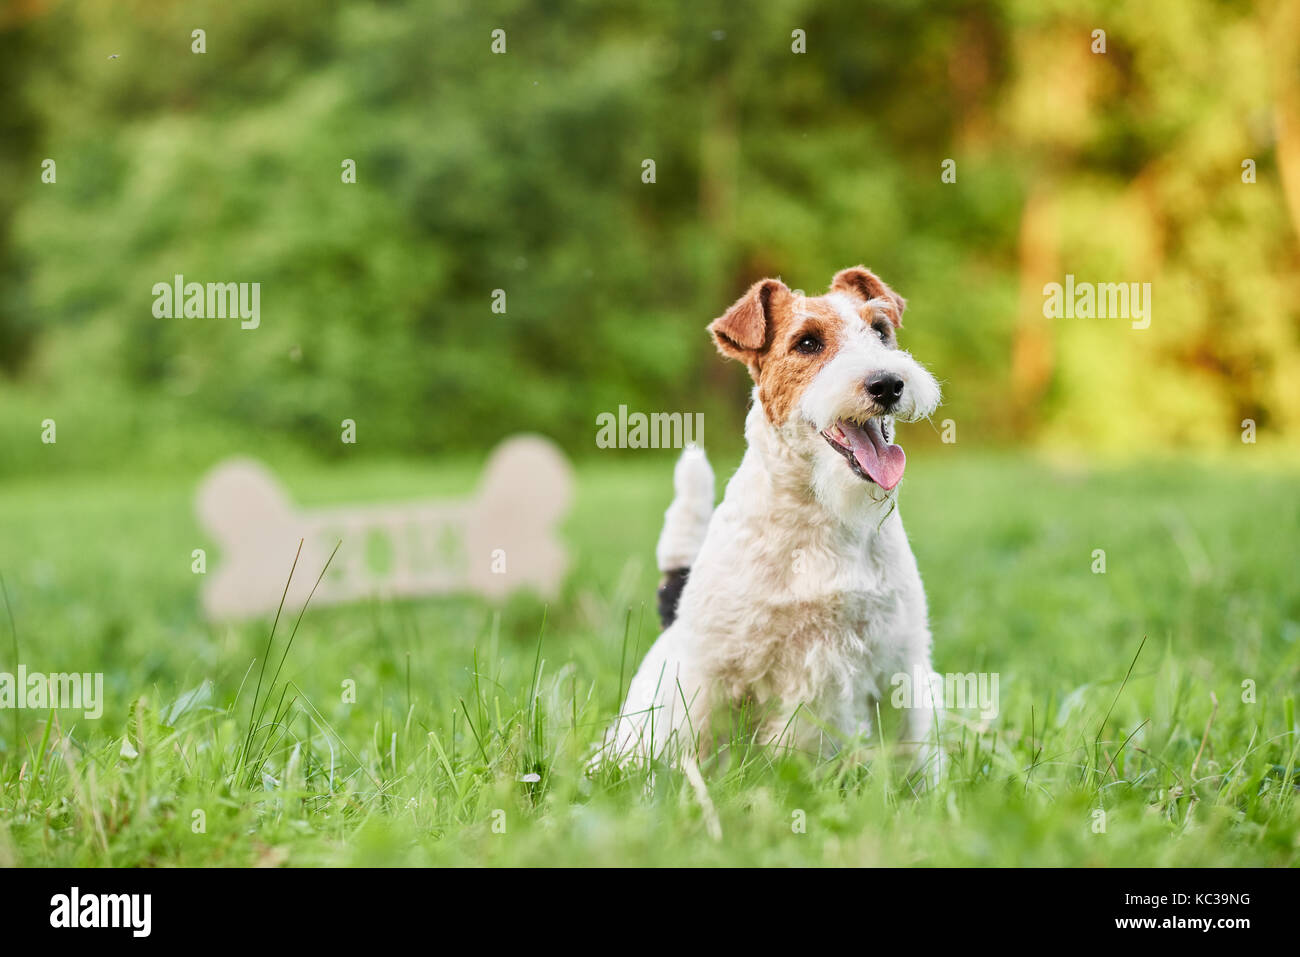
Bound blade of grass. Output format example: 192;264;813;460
1094;633;1147;778
240;540;303;770
1;571;20;752
253;540;341;738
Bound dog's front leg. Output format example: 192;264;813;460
899;664;944;789
598;624;712;768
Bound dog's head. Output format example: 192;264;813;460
708;266;940;500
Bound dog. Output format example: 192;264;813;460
597;266;943;782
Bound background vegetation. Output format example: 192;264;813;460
2;0;1299;470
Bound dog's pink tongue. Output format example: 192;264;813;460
839;420;906;490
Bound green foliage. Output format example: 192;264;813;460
3;0;1294;473
0;456;1295;865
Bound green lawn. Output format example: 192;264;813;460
0;451;1297;866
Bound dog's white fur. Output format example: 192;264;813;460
598;273;943;782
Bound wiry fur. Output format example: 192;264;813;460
596;267;943;783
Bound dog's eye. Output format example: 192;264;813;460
794;334;823;355
872;322;892;344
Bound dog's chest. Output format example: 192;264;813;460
762;538;908;646
691;511;916;687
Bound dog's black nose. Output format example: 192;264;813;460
866;372;905;409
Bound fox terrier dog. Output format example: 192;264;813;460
598;266;943;781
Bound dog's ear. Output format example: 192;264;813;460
830;266;906;327
708;278;791;366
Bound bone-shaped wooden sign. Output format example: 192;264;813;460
196;435;573;620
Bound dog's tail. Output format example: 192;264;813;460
654;445;714;629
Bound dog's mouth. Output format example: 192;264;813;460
820;418;906;490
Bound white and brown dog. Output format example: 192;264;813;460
598;266;943;781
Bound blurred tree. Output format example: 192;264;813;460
0;0;1295;472
0;2;47;373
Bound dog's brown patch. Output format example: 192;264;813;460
709;273;905;425
831;265;906;327
755;297;844;425
709;278;787;356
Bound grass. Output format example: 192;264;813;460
0;450;1297;866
